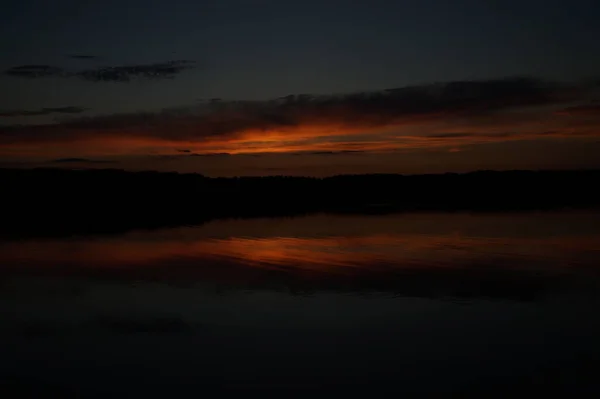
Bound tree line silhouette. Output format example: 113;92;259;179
2;167;600;238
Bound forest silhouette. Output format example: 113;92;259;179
2;167;599;239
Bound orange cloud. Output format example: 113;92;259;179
555;104;600;116
1;76;598;160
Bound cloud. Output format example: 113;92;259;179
304;150;365;155
189;152;231;157
75;60;196;82
49;157;115;164
259;167;290;172
0;106;87;117
426;133;474;139
66;54;98;60
1;76;598;158
425;132;513;139
46;76;569;134
555;104;600;116
148;152;233;161
44;106;87;114
4;65;65;78
151;155;180;161
3;60;196;82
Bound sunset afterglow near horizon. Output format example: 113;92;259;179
2;0;600;176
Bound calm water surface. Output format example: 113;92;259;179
1;212;600;395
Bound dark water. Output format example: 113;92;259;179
1;212;600;396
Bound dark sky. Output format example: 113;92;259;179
1;0;600;176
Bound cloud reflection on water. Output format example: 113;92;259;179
1;212;599;302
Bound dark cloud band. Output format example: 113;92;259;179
0;106;87;117
51;76;580;137
0;77;597;152
4;60;196;82
49;158;115;164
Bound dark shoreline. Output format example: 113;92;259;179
2;167;600;239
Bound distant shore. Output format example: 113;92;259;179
2;167;600;239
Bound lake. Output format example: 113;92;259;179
1;211;600;396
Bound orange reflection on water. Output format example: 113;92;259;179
1;232;600;276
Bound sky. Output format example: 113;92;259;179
1;0;600;176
